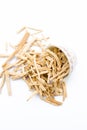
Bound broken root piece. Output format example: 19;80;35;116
5;71;12;96
27;91;38;101
45;97;62;106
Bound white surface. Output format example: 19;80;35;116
0;0;87;130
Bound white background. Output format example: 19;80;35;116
0;0;87;130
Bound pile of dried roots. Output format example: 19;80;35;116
0;27;70;105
